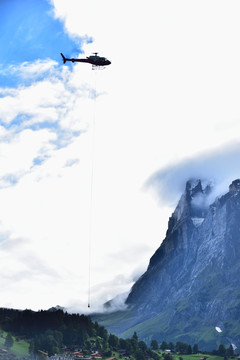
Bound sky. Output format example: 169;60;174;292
1;0;240;313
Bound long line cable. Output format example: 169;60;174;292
88;70;97;308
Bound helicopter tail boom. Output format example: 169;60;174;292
60;53;67;64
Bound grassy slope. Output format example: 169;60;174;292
95;307;239;350
172;355;223;360
0;330;29;357
120;315;231;350
112;351;224;360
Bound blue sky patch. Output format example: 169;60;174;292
32;155;49;166
0;0;90;88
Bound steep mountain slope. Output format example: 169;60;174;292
93;179;240;350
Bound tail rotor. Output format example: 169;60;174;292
60;53;67;64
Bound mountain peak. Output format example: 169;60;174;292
229;178;240;193
186;178;212;197
168;179;212;233
47;305;65;312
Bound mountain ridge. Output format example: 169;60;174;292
92;179;240;350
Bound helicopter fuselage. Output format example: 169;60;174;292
61;53;111;66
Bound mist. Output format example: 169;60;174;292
146;142;240;208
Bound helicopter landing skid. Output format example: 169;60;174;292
92;65;106;70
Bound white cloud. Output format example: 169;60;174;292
146;142;240;208
17;59;58;78
0;79;62;124
44;0;240;313
1;0;240;312
0;59;58;80
0;129;55;186
0;61;95;133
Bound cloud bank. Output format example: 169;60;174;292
146;142;240;207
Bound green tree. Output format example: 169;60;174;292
103;349;112;357
40;334;58;355
125;339;134;355
96;337;103;351
84;340;92;351
29;339;35;355
176;342;189;354
83;349;90;356
130;332;138;352
226;345;234;357
4;334;14;349
151;340;159;350
33;330;63;356
138;340;147;352
119;338;127;349
164;353;173;360
187;345;192;354
109;334;119;350
97;326;108;341
193;344;199;353
218;344;226;357
148;349;161;360
132;332;138;341
160;341;169;351
169;342;175;351
135;349;145;360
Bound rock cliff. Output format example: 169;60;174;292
93;179;240;350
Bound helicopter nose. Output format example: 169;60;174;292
107;60;111;65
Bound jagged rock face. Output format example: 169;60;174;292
95;179;240;349
126;179;214;312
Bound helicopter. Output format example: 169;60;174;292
60;52;111;67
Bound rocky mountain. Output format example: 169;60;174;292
93;179;240;350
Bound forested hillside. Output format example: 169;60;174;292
0;308;159;358
0;308;101;355
0;308;235;360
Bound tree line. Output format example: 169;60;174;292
152;340;234;358
0;308;236;359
